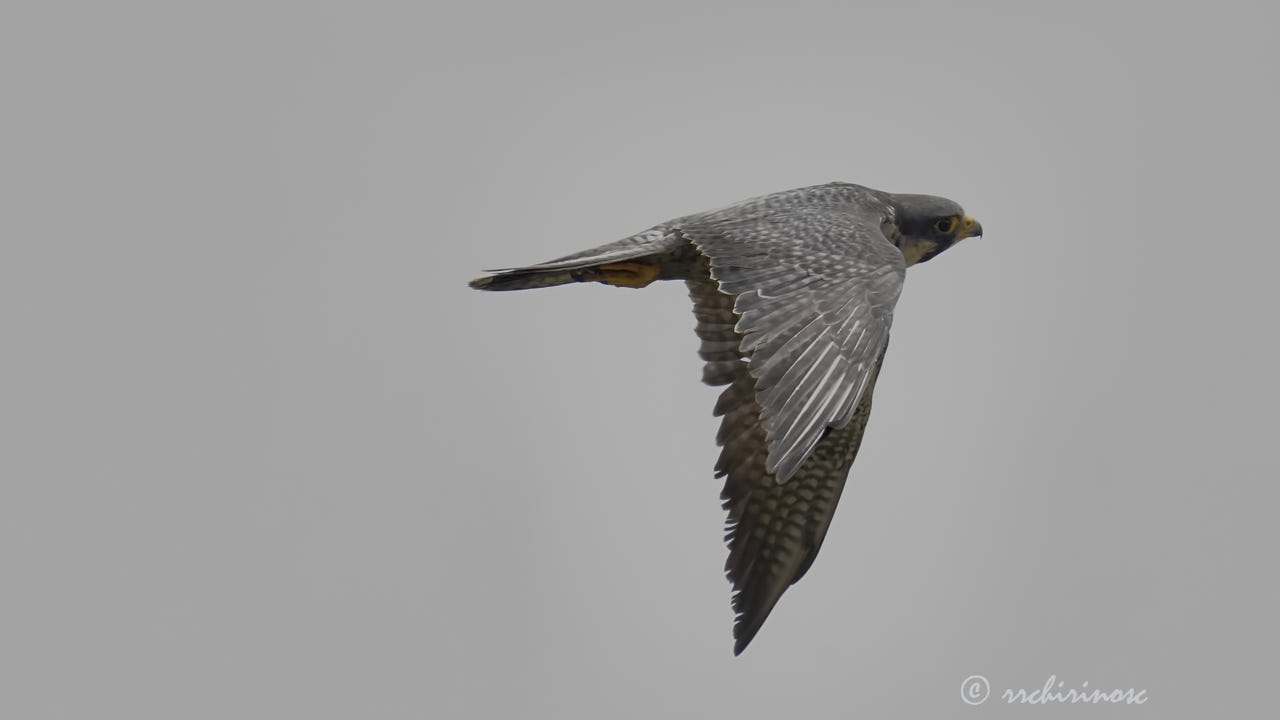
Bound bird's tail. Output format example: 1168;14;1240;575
468;229;676;292
468;265;591;291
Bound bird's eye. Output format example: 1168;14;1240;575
933;217;955;233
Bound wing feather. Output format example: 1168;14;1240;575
681;186;905;482
679;182;906;653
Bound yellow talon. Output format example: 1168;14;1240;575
594;262;661;288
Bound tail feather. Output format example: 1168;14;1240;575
469;228;676;292
468;268;581;291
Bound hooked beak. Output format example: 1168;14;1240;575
958;214;983;240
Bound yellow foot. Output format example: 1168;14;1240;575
586;262;661;289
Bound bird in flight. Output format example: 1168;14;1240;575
470;182;983;655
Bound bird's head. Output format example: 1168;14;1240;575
887;193;983;266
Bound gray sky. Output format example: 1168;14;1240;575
3;1;1278;718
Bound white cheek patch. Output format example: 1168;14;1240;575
898;238;939;266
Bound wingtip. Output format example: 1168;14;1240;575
732;624;761;656
731;611;766;656
468;275;494;290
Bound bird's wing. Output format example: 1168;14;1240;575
681;194;905;653
727;346;886;654
681;200;906;483
688;260;890;654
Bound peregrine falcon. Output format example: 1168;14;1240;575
469;182;983;655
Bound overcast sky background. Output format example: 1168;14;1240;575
3;1;1279;718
